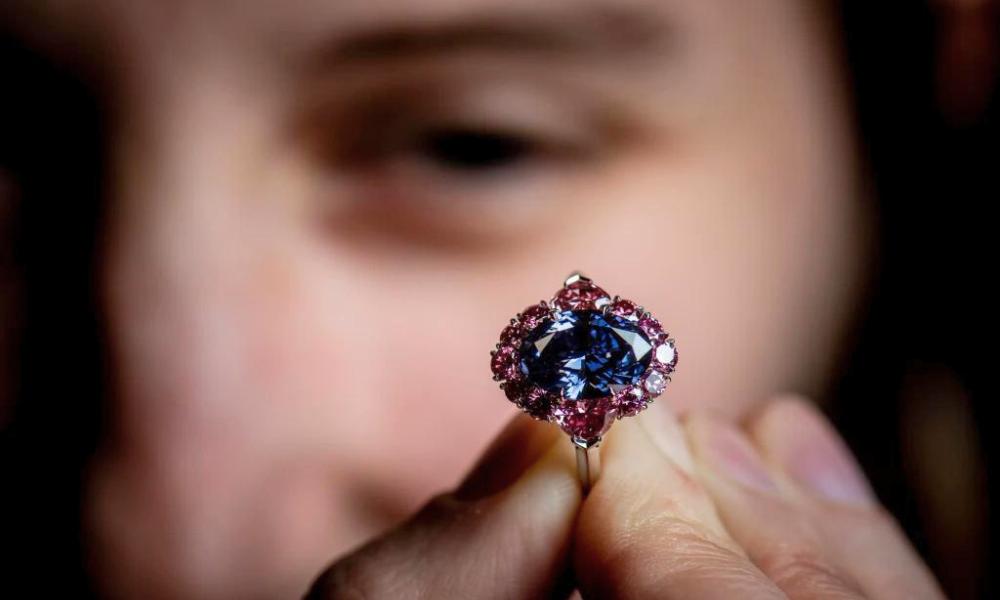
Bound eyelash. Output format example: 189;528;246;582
337;115;599;182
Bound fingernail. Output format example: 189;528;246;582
779;403;875;506
638;403;694;473
697;418;777;493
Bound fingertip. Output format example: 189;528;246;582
750;396;876;507
638;401;695;474
684;412;779;495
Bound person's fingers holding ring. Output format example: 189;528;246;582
574;410;784;599
306;414;580;600
683;397;945;600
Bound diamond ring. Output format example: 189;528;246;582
490;272;678;492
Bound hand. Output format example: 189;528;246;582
306;398;945;599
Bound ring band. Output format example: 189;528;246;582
490;272;677;492
574;440;601;494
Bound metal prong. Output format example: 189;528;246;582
564;272;591;287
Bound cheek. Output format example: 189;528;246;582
93;205;371;595
92;204;517;596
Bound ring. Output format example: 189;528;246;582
490;272;678;493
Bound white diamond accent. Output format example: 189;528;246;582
644;371;667;395
655;342;675;365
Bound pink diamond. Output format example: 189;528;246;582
499;323;523;345
609;298;640;320
502;379;526;403
552;281;610;311
521;388;553;420
519;302;551;330
638;315;665;341
490;346;520;381
552;397;617;443
614;386;649;417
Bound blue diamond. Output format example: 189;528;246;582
519;310;653;401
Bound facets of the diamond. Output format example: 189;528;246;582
519;310;653;400
643;371;667;396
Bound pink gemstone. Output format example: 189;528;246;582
609;298;639;319
614;386;649;417
638;315;665;341
552;397;617;443
490;346;521;381
519;302;551;330
521;388;553;420
502;379;526;403
552;281;610;311
499;323;523;345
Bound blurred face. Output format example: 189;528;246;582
6;0;867;597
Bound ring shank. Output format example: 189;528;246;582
575;444;601;493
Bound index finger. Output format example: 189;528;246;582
306;414;580;599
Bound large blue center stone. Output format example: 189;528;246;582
520;310;653;401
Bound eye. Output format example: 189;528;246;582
297;76;635;248
417;127;534;172
315;82;611;182
344;114;598;182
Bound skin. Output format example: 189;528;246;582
0;0;943;598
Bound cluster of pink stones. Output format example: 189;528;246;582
490;277;678;443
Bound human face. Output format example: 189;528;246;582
3;0;867;597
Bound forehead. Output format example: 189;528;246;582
88;0;681;32
35;0;744;61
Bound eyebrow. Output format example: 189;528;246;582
323;5;673;64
